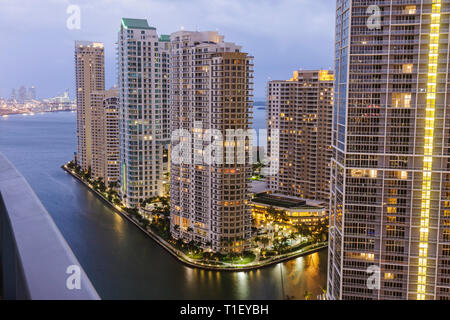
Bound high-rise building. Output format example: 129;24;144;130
10;89;16;101
169;31;254;253
75;41;105;171
18;86;27;103
118;18;170;207
91;88;120;186
28;86;36;100
267;70;334;202
328;0;450;300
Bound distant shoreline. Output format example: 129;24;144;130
0;109;75;117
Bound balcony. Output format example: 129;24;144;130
0;153;99;300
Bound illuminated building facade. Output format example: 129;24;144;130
91;88;120;186
118;18;170;207
251;193;327;227
328;0;450;300
75;41;105;171
267;70;334;202
169;31;254;253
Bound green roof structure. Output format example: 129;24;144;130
121;18;156;30
159;34;170;42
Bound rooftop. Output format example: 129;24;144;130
251;193;324;210
159;34;170;42
121;18;156;30
251;180;269;194
0;153;99;300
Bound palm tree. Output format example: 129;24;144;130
304;290;312;300
261;237;270;249
266;206;278;221
272;238;282;252
296;222;312;239
319;287;327;300
108;181;119;189
253;236;261;247
288;232;297;242
278;210;289;223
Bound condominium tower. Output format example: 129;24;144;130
118;18;170;207
169;31;254;253
91;88;120;186
328;0;450;300
267;70;334;202
28;86;36;100
75;41;105;171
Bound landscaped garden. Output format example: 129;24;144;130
64;160;328;269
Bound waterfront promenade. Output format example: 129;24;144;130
62;164;327;272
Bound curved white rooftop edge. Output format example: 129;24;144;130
0;153;99;300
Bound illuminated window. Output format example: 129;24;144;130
385;273;395;280
387;207;397;214
318;70;334;81
388;198;397;205
350;169;377;178
405;5;416;14
392;93;412;108
398;171;408;180
403;64;413;73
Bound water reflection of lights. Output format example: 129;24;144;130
236;271;247;281
279;252;324;300
235;272;250;299
112;211;124;235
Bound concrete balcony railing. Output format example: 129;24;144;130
0;153;99;300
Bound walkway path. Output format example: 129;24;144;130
62;164;328;272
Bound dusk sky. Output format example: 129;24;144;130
0;0;335;100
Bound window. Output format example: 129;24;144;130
392;93;412;108
385;273;395;280
405;5;416;14
403;64;413;73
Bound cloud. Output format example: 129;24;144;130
0;0;334;99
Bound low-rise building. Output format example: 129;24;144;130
250;192;327;227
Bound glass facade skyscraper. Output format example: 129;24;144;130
328;0;450;300
118;18;170;207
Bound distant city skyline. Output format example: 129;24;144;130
0;0;334;100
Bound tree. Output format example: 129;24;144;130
279;236;289;252
296;222;312;239
253;236;261;247
304;290;312;300
266;206;278;221
261;237;270;249
96;177;106;193
288;232;297;242
272;238;281;252
108;181;119;190
266;206;288;223
320;286;327;298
